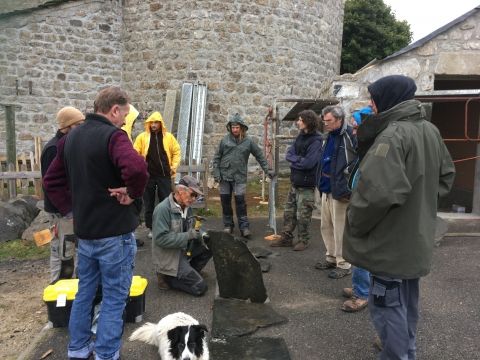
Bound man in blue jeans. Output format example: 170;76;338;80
341;106;374;313
44;86;148;360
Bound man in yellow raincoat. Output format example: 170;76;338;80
134;111;180;238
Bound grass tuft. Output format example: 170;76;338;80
0;239;49;261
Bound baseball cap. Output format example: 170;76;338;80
179;175;204;196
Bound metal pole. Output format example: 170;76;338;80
274;104;280;204
472;111;480;214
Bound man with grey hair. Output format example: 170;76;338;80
152;175;212;296
315;105;357;279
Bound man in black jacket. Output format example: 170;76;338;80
44;87;148;360
270;110;322;251
41;106;84;283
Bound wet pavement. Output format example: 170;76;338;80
25;217;480;360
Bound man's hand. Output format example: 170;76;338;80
108;187;134;205
188;229;203;241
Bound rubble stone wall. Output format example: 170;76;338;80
0;0;345;169
0;0;123;156
330;10;480;117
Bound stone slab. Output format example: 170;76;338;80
211;298;288;338
210;231;268;302
210;336;291;360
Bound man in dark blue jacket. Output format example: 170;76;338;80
270;110;322;251
314;105;357;279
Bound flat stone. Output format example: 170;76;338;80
211;298;288;338
209;231;268;302
210;336;291;360
249;246;272;258
258;258;271;272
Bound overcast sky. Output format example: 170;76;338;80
383;0;480;42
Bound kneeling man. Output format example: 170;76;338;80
152;175;212;296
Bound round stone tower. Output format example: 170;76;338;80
122;0;345;159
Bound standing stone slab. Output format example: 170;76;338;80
209;231;267;303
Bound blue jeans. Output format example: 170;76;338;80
352;266;370;299
67;233;137;360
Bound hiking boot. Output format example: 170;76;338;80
292;242;308;251
314;260;336;270
342;287;354;298
223;226;233;234
241;228;251;239
341;296;368;312
157;273;170;290
328;267;352;279
269;236;293;247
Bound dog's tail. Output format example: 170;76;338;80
129;322;159;346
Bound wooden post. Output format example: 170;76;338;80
5;105;16;167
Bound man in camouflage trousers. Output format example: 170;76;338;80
270;110;322;251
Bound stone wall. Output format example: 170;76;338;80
0;0;123;156
122;0;345;165
0;0;345;169
329;9;480;116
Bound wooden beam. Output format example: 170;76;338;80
0;171;41;180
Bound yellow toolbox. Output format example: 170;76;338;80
43;275;148;327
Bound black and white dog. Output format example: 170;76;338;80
129;312;209;360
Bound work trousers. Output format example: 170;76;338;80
281;186;315;244
320;193;350;269
48;213;77;283
369;276;420;360
219;181;249;230
143;176;172;229
165;245;212;296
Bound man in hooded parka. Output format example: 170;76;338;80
343;75;456;359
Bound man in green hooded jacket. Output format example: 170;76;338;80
213;113;273;238
343;75;455;359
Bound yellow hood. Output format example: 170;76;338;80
144;111;167;134
121;104;139;142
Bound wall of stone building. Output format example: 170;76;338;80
0;0;124;157
329;10;480;116
121;0;345;166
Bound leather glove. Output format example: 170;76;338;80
188;229;203;241
267;170;275;179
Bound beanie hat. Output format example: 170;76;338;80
56;106;85;130
352;106;373;126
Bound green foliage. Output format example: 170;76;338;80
0;239;49;261
341;0;412;74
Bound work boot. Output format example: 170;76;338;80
269;236;293;247
342;287;354;298
223;226;233;234
241;228;251;239
341;296;368;312
314;260;336;270
328;267;352;279
293;242;308;251
157;273;170;290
